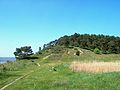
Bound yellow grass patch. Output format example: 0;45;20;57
70;61;120;73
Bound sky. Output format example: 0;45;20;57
0;0;120;57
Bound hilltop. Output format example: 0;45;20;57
43;33;120;54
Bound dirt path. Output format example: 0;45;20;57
77;48;83;55
43;54;53;60
0;54;54;90
0;71;34;90
74;48;83;55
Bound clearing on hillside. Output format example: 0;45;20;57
70;61;120;73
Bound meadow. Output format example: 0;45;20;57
1;47;120;90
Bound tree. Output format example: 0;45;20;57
38;47;42;54
57;35;70;47
14;46;33;59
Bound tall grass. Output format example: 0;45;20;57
70;61;120;73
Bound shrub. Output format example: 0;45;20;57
94;48;101;54
76;50;80;56
102;50;110;54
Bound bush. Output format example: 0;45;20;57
101;50;110;54
94;48;101;54
76;50;80;56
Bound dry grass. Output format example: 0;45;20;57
70;61;120;73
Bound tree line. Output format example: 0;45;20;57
56;33;120;54
43;33;120;54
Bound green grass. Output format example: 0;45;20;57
5;63;120;90
0;60;39;88
1;47;120;90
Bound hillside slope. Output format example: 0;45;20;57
1;47;120;90
41;46;120;62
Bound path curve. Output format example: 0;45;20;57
74;48;83;55
0;54;54;90
77;48;83;55
43;54;53;60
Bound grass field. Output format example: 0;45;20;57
1;47;120;90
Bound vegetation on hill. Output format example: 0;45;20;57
1;33;120;90
44;33;120;54
1;47;120;90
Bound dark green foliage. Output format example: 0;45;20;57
37;47;42;54
22;56;38;59
57;35;70;47
94;48;101;54
74;47;80;56
76;50;80;56
66;46;74;49
14;46;33;59
39;47;41;51
55;33;120;54
43;40;58;49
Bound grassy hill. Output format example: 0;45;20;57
42;46;120;62
1;46;120;90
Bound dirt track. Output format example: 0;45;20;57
43;54;52;60
0;71;34;90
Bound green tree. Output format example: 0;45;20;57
14;46;33;59
37;47;42;54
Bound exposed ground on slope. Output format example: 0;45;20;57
70;61;120;73
43;54;53;60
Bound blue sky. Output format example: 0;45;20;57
0;0;120;57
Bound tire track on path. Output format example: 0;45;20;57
0;54;53;90
0;70;34;90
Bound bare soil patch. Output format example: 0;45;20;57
70;61;120;73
